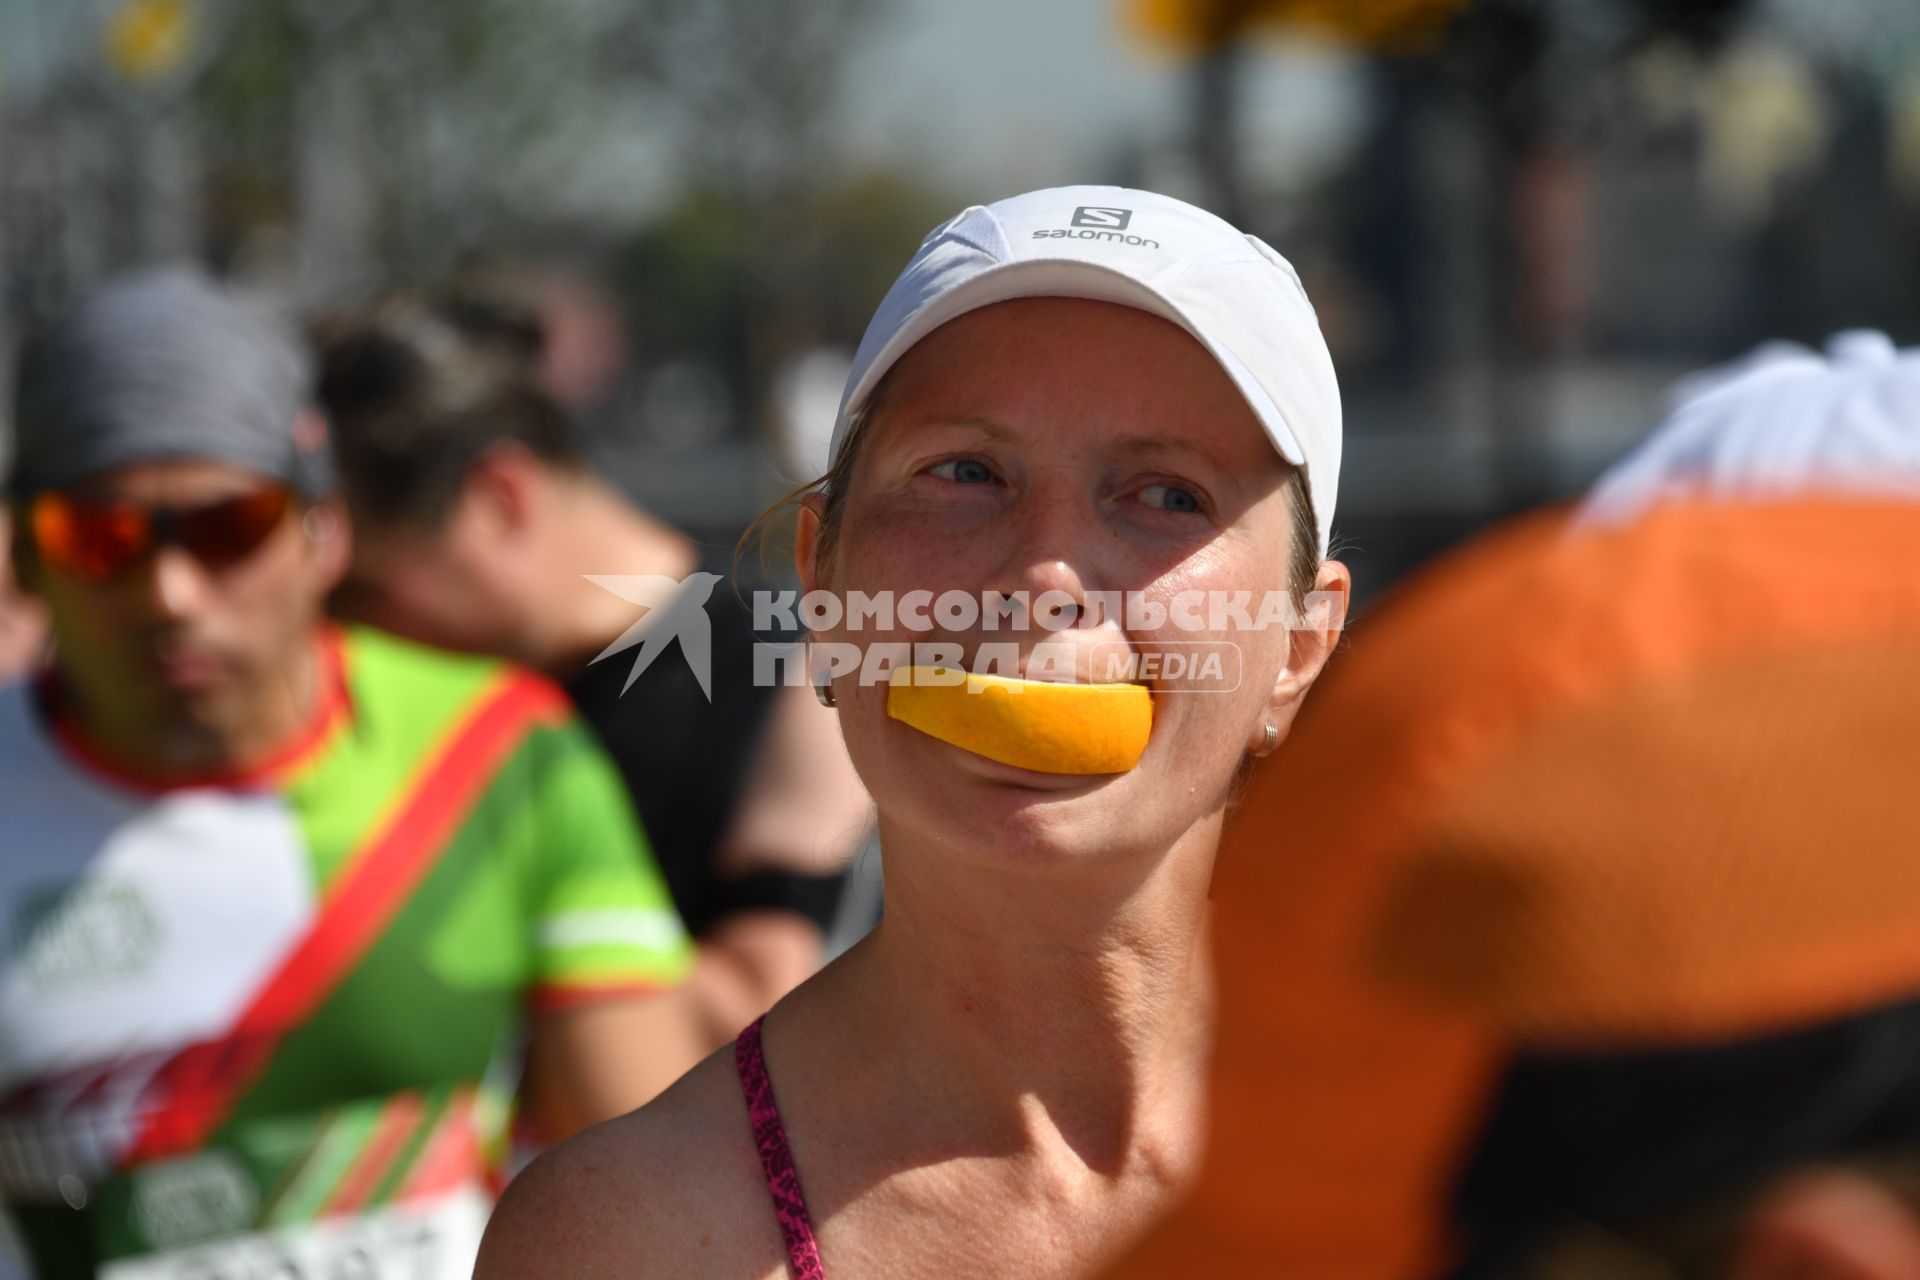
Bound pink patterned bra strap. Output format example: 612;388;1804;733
736;1016;828;1280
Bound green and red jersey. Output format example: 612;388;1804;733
0;626;692;1278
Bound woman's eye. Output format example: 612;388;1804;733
1138;483;1203;514
928;458;995;485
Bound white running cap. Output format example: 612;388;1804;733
1579;329;1920;527
828;185;1343;557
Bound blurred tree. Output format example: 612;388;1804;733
1126;0;1470;233
601;1;889;208
4;0;951;519
594;1;929;443
192;0;619;293
617;172;950;377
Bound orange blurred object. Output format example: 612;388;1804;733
1126;0;1470;53
1108;498;1920;1279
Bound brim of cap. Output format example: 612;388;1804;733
840;257;1309;470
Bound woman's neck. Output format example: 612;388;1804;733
830;813;1220;1175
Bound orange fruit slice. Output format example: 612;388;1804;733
885;666;1153;775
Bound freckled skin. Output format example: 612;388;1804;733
816;298;1301;871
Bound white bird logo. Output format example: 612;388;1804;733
582;572;724;700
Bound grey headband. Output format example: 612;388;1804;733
7;266;328;500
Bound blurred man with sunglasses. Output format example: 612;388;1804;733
0;268;705;1279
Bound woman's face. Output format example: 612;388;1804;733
803;296;1341;868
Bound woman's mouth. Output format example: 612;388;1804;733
885;666;1153;775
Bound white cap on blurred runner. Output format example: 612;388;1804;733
1579;329;1920;526
830;185;1343;556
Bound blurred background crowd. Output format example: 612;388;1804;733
5;0;1918;591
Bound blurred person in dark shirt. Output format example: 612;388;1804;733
314;290;873;1052
1108;333;1920;1280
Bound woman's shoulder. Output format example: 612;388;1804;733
476;1044;788;1279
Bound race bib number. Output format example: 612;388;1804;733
90;1087;500;1280
99;1182;488;1280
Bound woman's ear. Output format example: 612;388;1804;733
795;492;828;595
1258;558;1350;751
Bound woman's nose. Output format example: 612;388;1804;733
983;483;1108;630
989;562;1086;629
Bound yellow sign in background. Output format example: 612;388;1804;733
1128;0;1470;52
104;0;198;81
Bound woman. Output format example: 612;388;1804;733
477;185;1351;1278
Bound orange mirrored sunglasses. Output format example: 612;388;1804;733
29;485;295;582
